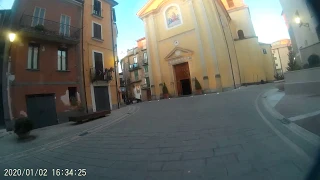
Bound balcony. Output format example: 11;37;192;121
90;67;113;82
19;15;81;44
129;63;141;72
141;83;150;90
130;75;142;84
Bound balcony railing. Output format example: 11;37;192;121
90;67;113;82
130;75;142;84
129;63;141;72
92;5;103;17
19;15;81;44
141;83;150;89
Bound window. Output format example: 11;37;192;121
27;43;39;70
32;7;45;27
143;52;148;60
227;0;234;8
262;49;267;54
275;63;278;66
238;30;245;39
133;56;137;63
93;22;102;39
60;14;71;36
94;52;104;80
68;87;77;106
144;66;148;73
145;77;150;87
57;49;68;71
134;70;139;81
93;0;102;17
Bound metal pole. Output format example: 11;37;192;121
7;44;13;120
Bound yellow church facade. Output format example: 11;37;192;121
137;0;275;99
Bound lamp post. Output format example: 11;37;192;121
6;32;16;124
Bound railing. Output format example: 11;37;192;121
19;14;81;41
90;67;113;82
129;63;141;71
141;83;150;89
130;75;142;83
92;5;103;17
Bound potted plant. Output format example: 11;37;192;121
14;117;33;139
195;78;202;95
162;83;169;99
34;24;45;32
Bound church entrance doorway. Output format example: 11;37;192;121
174;62;192;96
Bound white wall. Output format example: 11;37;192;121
279;0;319;50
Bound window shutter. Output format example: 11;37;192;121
94;23;101;39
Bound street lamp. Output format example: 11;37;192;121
5;32;16;126
8;33;16;43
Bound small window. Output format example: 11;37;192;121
263;49;267;54
57;49;68;71
93;22;102;39
227;0;234;8
238;30;245;39
60;14;71;36
146;77;150;87
275;63;278;66
93;0;102;17
144;66;148;73
134;70;139;80
32;7;46;26
27;43;39;70
133;56;137;63
68;87;77;106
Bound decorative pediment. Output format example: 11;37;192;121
165;47;193;61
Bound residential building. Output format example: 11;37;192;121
272;39;291;75
137;0;275;99
279;0;320;65
0;9;12;128
121;37;151;102
3;0;83;129
82;0;119;112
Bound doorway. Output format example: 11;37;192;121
180;79;192;95
94;86;111;112
174;62;192;96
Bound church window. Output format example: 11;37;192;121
238;30;245;39
164;4;183;29
227;0;234;8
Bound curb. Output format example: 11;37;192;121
261;89;320;148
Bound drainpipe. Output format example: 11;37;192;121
110;8;120;109
80;1;88;113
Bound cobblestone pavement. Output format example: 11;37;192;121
0;85;317;180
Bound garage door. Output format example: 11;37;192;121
26;94;58;129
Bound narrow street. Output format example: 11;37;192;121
0;85;317;180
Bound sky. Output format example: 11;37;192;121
1;0;290;60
